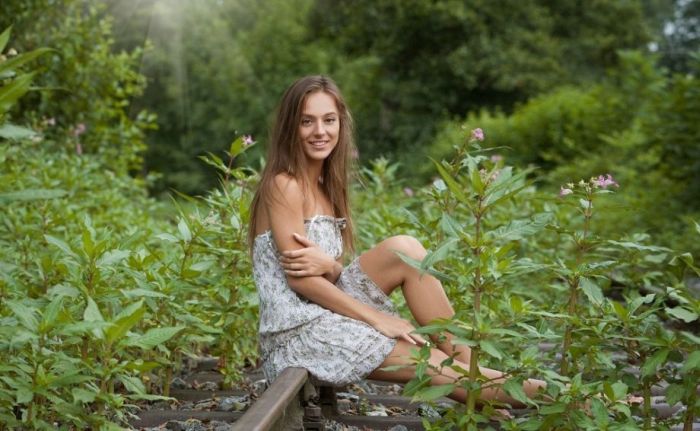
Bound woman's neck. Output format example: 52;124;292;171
306;160;323;182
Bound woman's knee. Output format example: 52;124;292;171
382;235;427;262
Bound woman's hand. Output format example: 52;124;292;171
280;233;339;278
370;312;427;346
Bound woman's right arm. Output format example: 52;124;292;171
265;174;423;345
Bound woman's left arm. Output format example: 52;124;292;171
279;233;343;283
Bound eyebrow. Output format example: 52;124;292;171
301;112;338;117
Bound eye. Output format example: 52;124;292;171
301;118;312;126
324;117;337;124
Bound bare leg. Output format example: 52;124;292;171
359;235;471;362
368;340;546;406
359;235;546;403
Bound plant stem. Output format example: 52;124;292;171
560;277;579;375
643;380;652;430
560;195;592;375
683;390;695;431
466;202;484;416
163;365;172;397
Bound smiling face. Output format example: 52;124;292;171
298;91;340;164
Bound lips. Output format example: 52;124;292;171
309;140;329;148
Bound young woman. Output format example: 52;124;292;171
248;75;546;405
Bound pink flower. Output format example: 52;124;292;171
44;117;56;127
490;154;503;163
559;186;573;197
471;128;484;141
403;187;414;197
593;174;619;189
242;135;254;146
72;123;86;137
75;142;83;155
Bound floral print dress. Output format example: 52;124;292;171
252;215;397;386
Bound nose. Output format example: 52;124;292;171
312;119;325;136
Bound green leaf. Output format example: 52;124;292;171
83;297;104;339
502;378;529;405
510;296;523;314
590;397;608;426
680;350;700;373
177;218;192;242
230;214;240;229
606;381;628;401
229;135;244;157
72;388;97;404
0;72;35;114
44;234;79;259
432;159;472;208
7;300;39;332
0;26;11;52
571;410;595;428
410;383;455;402
468;158;484;194
122;288;168;299
479;340;503;360
97;249;130;267
488;214;550;242
580;277;604;306
0;188;67;203
641;348;669;378
0;123;36;140
105;300;145;345
119;375;146;395
539;403;567;414
40;296;63;332
403;374;431;396
126;326;184;349
16;387;33;404
666;306;698;323
190;260;215;272
423;237;458;268
0;48;52;76
155;233;179;243
665;383;685;406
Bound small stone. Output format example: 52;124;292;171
417;403;441;419
388;426;409;431
165;420;184;431
366;404;388;417
170;377;189;389
179;401;195;411
337;399;354;413
251;378;267;395
211;421;232;431
197;381;219;391
193;398;216;410
217;395;250;412
336;392;360;402
182;419;206;431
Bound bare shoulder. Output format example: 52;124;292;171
272;173;300;193
269;173;305;211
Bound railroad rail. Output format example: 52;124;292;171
130;357;699;431
231;367;313;431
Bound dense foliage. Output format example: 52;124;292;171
1;1;699;429
96;0;661;194
429;51;700;254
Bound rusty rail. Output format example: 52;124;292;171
231;367;311;431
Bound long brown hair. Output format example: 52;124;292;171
248;75;356;254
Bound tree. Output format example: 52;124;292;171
0;0;154;174
110;0;332;194
311;0;653;165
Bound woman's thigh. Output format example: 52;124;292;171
357;235;426;296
